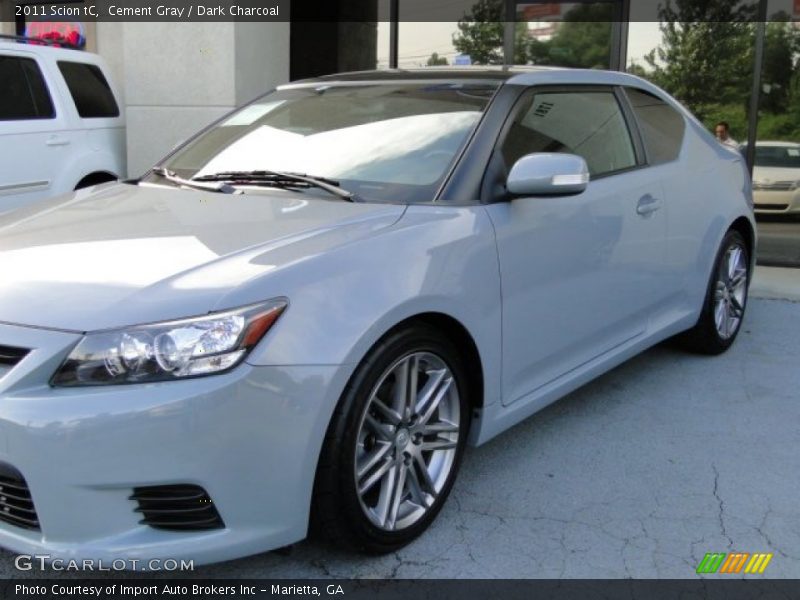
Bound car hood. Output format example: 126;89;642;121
752;165;800;183
0;182;405;332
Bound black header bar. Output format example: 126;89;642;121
7;0;800;23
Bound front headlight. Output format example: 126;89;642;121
52;299;287;387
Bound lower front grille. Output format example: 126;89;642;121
755;203;789;210
0;345;30;379
754;182;795;191
0;345;28;367
130;484;224;531
0;463;40;530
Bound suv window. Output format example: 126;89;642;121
57;61;119;118
500;89;636;177
625;88;685;165
0;56;54;120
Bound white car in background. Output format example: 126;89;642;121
0;36;125;213
749;141;800;215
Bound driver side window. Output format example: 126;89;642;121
500;89;637;177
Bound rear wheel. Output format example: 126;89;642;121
74;172;117;190
311;326;470;553
678;229;750;354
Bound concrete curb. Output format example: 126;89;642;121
751;266;800;302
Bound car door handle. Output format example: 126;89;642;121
636;194;661;216
45;136;70;147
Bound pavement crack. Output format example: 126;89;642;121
755;504;800;561
557;528;568;579
712;464;733;548
309;558;335;578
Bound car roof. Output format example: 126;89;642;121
304;66;558;83
293;66;665;93
0;40;101;62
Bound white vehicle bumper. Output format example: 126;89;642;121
753;188;800;214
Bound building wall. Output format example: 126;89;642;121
0;3;13;35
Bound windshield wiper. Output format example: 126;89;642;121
151;167;240;194
192;170;361;202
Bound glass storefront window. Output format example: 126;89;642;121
392;0;507;67
397;22;466;67
516;2;616;69
626;17;758;148
291;0;389;79
625;22;662;72
394;1;618;69
751;1;800;267
753;9;800;151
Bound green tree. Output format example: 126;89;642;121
525;4;614;69
759;16;800;113
638;0;760;140
452;0;529;64
426;52;448;66
643;21;755;123
639;0;800;141
454;0;614;69
626;62;649;78
756;16;800;142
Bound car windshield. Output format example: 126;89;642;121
151;81;498;203
754;145;800;169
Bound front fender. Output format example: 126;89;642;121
241;204;503;408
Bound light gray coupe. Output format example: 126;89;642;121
0;67;755;565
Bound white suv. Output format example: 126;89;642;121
0;37;125;213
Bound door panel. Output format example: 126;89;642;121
0;53;66;212
489;170;666;406
485;86;668;406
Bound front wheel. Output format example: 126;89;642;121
678;229;750;354
311;326;470;553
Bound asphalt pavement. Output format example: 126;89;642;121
0;288;798;579
756;217;800;268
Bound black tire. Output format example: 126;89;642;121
678;229;750;355
311;324;470;554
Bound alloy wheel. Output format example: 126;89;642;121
713;243;748;340
354;351;460;531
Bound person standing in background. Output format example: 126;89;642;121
715;121;739;149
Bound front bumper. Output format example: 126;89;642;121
753;189;800;214
0;321;346;566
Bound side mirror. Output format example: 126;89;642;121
506;153;590;197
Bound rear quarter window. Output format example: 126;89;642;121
625;87;685;165
57;61;119;118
